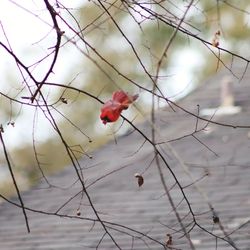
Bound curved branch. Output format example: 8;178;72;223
31;0;63;103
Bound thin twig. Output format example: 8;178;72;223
0;131;30;233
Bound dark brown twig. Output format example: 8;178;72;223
0;131;30;233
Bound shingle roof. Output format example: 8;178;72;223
1;61;250;250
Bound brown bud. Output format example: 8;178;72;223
61;97;68;104
134;173;144;187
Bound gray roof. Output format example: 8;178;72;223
1;61;250;250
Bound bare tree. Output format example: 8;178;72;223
0;0;250;249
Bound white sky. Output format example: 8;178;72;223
0;0;83;149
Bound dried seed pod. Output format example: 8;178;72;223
134;173;144;187
166;233;173;246
212;30;220;47
76;209;81;216
213;215;220;223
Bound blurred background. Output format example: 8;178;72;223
0;0;250;196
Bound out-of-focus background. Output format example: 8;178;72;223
0;0;250;195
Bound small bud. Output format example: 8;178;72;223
7;121;15;127
61;97;68;104
59;30;65;36
204;169;210;176
134;173;144;187
76;209;81;216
